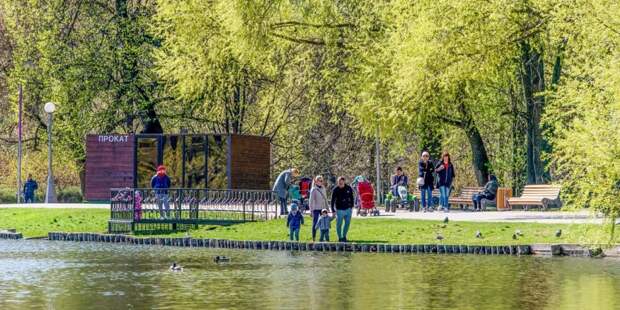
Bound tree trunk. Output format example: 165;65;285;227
520;41;546;184
141;104;163;133
464;125;490;186
459;102;490;186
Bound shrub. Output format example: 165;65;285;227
0;188;17;203
57;187;83;203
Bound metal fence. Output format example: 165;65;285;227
109;188;279;233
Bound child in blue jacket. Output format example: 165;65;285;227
287;202;304;241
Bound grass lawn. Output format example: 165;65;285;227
0;208;109;237
1;208;617;245
178;217;618;246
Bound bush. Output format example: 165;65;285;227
0;188;17;203
57;187;83;203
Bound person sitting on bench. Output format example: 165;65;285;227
472;175;498;211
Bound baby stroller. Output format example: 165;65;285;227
298;177;312;211
356;178;379;216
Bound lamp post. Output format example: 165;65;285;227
44;102;57;203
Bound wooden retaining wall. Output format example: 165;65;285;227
47;232;532;255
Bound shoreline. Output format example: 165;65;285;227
1;231;617;258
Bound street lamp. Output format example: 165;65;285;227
44;102;57;203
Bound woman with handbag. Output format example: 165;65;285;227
309;175;329;242
435;151;455;212
417;151;435;212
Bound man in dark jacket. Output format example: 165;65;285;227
151;165;172;218
418;151;435;212
23;175;38;203
331;177;354;242
472;175;499;211
391;167;409;196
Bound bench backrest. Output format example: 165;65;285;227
520;185;561;199
457;187;483;198
411;189;440;197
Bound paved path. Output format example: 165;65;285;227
356;209;610;224
1;203;614;224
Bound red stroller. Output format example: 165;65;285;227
357;180;380;216
299;177;312;211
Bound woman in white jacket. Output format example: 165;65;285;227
309;175;329;242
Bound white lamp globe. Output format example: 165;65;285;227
44;102;56;113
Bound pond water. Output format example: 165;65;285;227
0;240;619;310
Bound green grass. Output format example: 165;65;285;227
0;208;617;245
0;208;109;237
169;217;618;246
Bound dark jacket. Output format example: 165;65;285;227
151;174;171;194
418;160;435;189
483;177;499;198
391;174;408;195
331;185;354;212
287;211;304;229
23;179;38;196
435;162;455;187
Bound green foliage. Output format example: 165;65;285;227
57;186;83;203
544;0;620;241
0;188;16;203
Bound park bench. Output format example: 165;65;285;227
506;184;562;210
448;187;493;210
410;189;440;211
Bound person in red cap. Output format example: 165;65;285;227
151;165;172;219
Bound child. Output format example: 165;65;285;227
287;202;304;241
134;190;142;221
315;209;334;242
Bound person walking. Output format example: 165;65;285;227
23;174;38;203
309;175;329;242
390;166;408;197
273;168;300;215
286;203;304;241
472;175;499;211
331;177;354;242
435;152;455;212
417;151;435;212
315;209;335;242
151;165;172;219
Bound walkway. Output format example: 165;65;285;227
362;209;610;224
1;203;613;224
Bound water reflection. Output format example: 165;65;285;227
0;240;618;309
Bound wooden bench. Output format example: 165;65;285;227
448;187;497;210
507;185;562;210
411;189;440;210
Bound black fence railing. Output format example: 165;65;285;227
109;188;279;233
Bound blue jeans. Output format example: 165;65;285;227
336;208;352;241
289;227;300;241
420;187;433;209
279;197;288;215
439;186;451;210
157;194;170;218
24;194;35;203
311;210;322;240
320;229;330;242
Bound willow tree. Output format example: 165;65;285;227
545;0;620;242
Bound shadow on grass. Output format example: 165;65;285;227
350;240;389;243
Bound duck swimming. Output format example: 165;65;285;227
214;256;230;263
169;262;183;272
